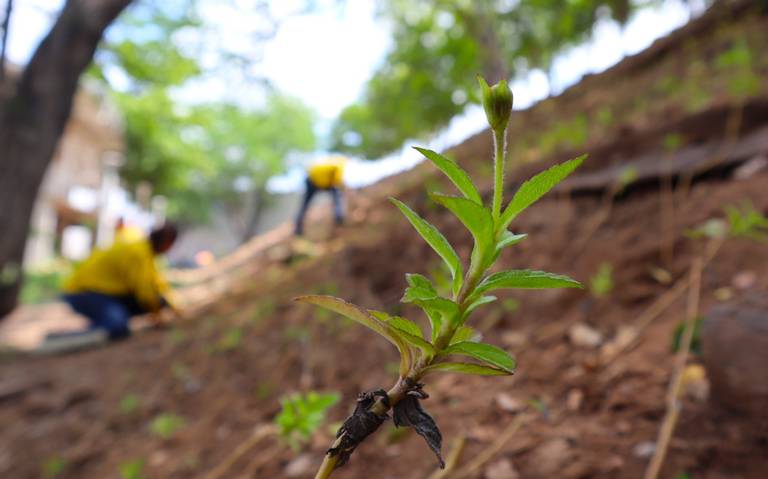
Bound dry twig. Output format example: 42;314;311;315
643;256;703;479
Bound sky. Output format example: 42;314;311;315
6;0;709;192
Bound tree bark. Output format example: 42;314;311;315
0;0;133;318
0;0;13;82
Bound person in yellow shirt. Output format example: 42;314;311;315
295;157;347;236
57;223;180;341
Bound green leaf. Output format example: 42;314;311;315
475;270;582;296
295;295;413;376
430;193;494;270
450;325;480;344
402;273;438;302
443;341;516;373
422;362;508;376
497;232;527;250
390;198;463;296
414;147;482;204
371;311;435;357
499;155;585;231
464;295;497;317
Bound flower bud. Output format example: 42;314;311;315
478;75;513;133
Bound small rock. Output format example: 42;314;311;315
714;287;734;301
566;389;584;411
485;458;520;479
681;363;710;401
284;454;313;477
702;299;768;424
732;155;768;180
633;441;656;458
528;438;573;475
495;393;524;413
602;455;625;472
732;271;757;290
616;420;631;435
150;450;169;466
501;331;527;348
568;323;604;348
599;325;637;362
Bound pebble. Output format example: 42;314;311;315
495;393;524;413
568;323;604;348
566;389;584;411
485;458;520;479
633;441;656;458
284;454;313;477
732;271;757;290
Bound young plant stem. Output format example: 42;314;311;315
492;128;507;222
643;256;702;479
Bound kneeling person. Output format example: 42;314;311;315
60;223;180;340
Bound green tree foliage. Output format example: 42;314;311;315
331;0;642;159
91;0;316;224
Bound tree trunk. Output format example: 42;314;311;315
0;0;13;82
241;184;267;243
0;0;133;318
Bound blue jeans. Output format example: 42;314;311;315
294;177;344;235
61;292;147;340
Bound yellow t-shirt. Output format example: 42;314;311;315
308;158;346;189
63;239;172;312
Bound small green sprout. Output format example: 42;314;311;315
298;76;584;477
275;391;340;451
590;262;614;298
216;327;243;352
150;413;186;440
42;456;67;479
725;201;768;241
119;393;140;414
119;458;147;479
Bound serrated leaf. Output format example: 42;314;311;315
414;297;460;320
497;232;527;250
464;295;497;317
475;269;582;296
499;155;585;231
430;194;495;270
402;274;438;302
371;311;435;357
414;147;482;204
295;296;412;376
443;341;516;373
450;325;481;344
390;198;463;297
406;273;435;290
422;362;509;376
426;309;443;343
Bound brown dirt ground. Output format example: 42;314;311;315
2;2;768;478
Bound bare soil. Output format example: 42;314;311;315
2;2;768;478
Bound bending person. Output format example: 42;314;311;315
295;156;347;236
58;222;181;341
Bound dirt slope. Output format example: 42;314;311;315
2;2;768;478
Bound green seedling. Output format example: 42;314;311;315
119;458;147;479
590;262;614;298
150;413;186;440
119;393;140;414
42;456;67;479
276;391;340;451
725;202;768;241
672;317;703;355
297;77;584;477
216;327;243;352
